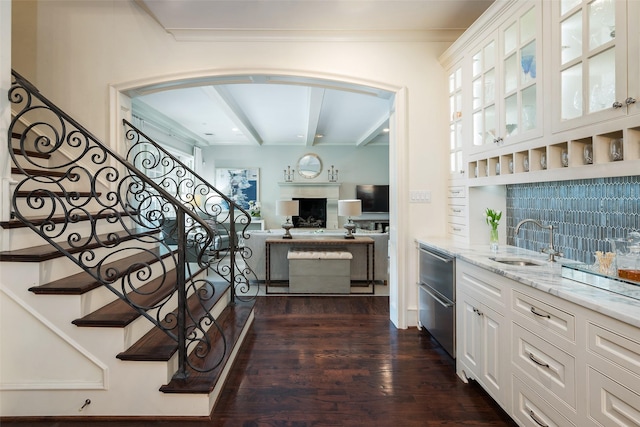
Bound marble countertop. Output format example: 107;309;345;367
416;237;640;329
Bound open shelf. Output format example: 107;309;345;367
466;125;640;186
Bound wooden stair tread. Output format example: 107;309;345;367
14;190;99;198
12;147;51;159
11;167;70;178
71;265;207;327
117;282;231;361
0;229;157;262
159;300;255;394
29;247;174;295
0;210;135;229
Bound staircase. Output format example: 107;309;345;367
0;71;258;418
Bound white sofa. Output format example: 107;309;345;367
242;229;389;284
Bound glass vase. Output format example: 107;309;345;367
489;227;499;252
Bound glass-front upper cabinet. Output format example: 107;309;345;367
627;0;640;117
469;1;541;155
501;4;541;141
552;0;631;131
470;38;498;153
449;65;464;178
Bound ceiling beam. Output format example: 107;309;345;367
131;99;210;148
201;86;264;145
305;87;325;146
357;113;390;146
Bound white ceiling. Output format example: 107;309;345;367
132;0;494;148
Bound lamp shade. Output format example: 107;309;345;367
276;200;299;217
338;199;362;217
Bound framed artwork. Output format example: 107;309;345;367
215;168;259;210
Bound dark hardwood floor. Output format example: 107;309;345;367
3;296;517;427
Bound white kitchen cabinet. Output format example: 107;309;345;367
456;258;640;427
448;64;465;179
512;375;576;427
551;0;638;132
458;292;506;405
467;0;542;157
583;319;640;427
440;0;640;187
456;261;508;406
510;289;579;423
511;323;577;410
447;184;468;241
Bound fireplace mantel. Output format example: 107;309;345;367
278;182;340;229
278;182;340;187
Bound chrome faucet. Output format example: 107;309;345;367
514;219;563;262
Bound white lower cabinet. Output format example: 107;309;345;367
455;258;640;427
511;323;576;410
584;319;640;427
457;262;508;407
512;375;576;427
587;367;640;427
458;291;506;405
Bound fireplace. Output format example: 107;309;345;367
293;198;326;228
278;182;340;229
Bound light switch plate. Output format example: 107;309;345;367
409;190;431;203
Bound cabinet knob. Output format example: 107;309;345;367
612;101;624;109
626;97;637;105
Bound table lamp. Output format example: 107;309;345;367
276;200;299;239
338;199;362;239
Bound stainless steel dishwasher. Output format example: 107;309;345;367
418;244;455;358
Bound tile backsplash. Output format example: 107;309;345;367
506;176;640;264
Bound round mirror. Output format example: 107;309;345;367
297;153;322;179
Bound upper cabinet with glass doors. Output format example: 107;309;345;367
449;65;464;178
469;1;542;156
552;0;637;131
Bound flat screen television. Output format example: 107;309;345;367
356;184;389;213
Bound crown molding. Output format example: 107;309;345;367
167;28;465;43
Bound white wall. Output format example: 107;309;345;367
9;0;452;328
204;144;389;229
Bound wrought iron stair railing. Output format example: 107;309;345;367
8;70;256;380
121;118;258;300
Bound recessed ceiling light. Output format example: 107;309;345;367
315;134;324;138
382;128;390;133
231;127;239;132
297;134;304;138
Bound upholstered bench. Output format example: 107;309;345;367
287;250;353;294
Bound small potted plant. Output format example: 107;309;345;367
485;208;502;252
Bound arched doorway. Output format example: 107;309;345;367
111;71;409;328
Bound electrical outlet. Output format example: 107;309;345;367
409;190;431;203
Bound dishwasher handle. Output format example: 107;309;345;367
420;284;454;308
419;247;453;263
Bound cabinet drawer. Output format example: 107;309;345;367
588;366;640;427
448;204;467;218
588;321;640;378
456;261;508;312
512;375;576;427
512;323;576;409
448;222;467;237
448;186;466;198
512;290;576;343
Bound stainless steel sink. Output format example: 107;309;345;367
489;257;544;266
